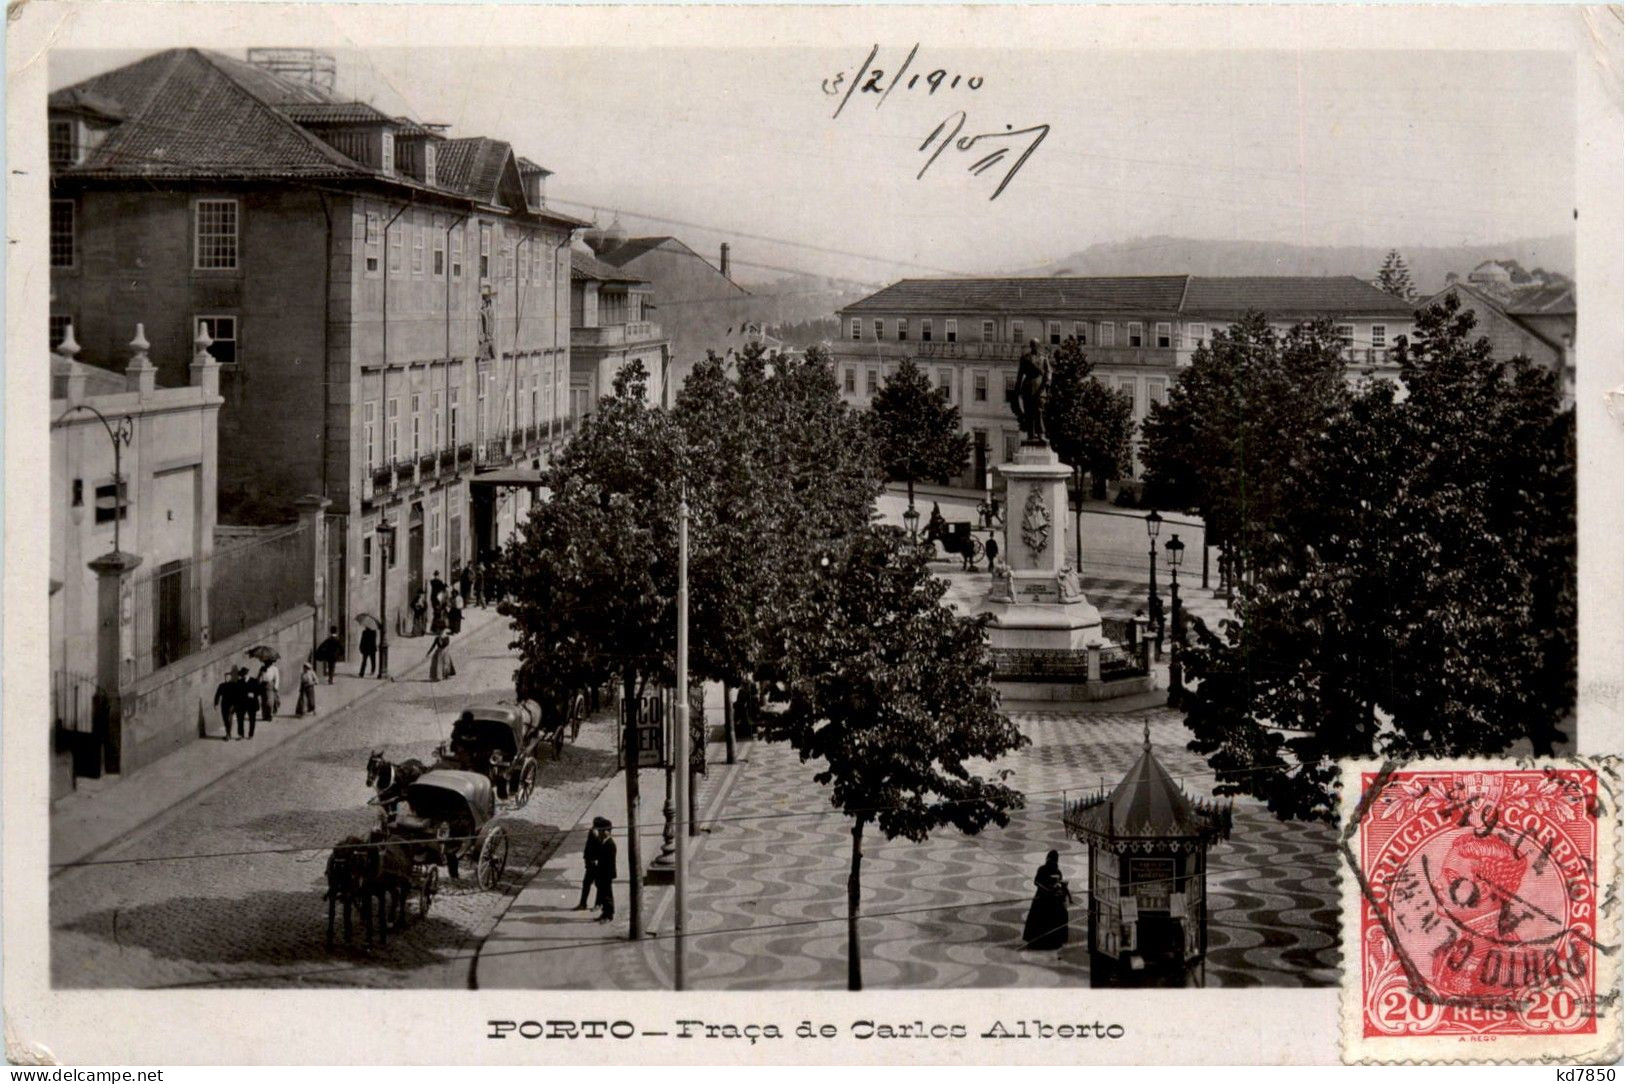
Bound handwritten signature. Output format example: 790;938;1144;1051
822;44;1048;202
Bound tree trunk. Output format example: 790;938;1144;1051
622;669;643;940
906;477;916;518
722;680;736;765
848;818;865;991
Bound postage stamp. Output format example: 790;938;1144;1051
1340;758;1622;1064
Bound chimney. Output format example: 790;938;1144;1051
719;243;732;279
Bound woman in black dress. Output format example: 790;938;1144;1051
1022;850;1073;950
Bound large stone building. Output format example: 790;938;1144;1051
570;250;669;411
49;48;586;646
831;275;1417;488
1424;278;1576;405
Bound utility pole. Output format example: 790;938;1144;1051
674;486;690;990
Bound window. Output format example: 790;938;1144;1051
921;319;933;343
1155;322;1172;349
362;536;373;576
896;319;908;342
1187;322;1207;348
411;220;425;275
1004;371;1016;398
364;401;377;468
530;369;539;424
387;397;400;462
1101;321;1116;346
50;315;73;349
389;222;403;274
94;480;128;524
194;199;239;270
1371;324;1387;349
451;229;464;279
937;369;952;400
381;131;395;174
1118;378;1138;414
1127;322;1144;347
849;318;860;341
195;316;237;365
449;387;460;445
479;222;491;279
1074;321;1088;345
433;226;446;277
424;143;437;187
49;119;76;167
974;372;988;401
1049;320;1062;345
431;508;442;551
410;393;421;457
519;242;528;285
844;367;856;393
946;318;958;343
1010;320;1024;343
50;200;74;268
365;211;381;274
1334;324;1355;348
865;368;878;396
873;319;884;340
1148;377;1168;408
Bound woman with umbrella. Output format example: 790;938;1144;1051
426;626;456;682
246;645;281;722
1021;850;1074;951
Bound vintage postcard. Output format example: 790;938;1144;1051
4;0;1621;1067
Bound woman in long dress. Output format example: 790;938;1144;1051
1022;850;1073;950
426;628;455;682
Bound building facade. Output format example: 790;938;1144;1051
1424;281;1576;406
49;48;586;648
831;275;1417;488
570;250;669;411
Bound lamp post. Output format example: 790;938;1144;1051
902;504;921;543
1145;510;1163;622
376;518;396;679
1165;533;1185;708
55;403;135;556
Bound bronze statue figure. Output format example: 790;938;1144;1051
1010;339;1050;443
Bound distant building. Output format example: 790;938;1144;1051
585;225;754;389
49;48;586;645
831;275;1415;488
1423;280;1577;405
570;250;670;411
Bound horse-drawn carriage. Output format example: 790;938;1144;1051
434;703;544;809
921;502;994;571
384;769;511;890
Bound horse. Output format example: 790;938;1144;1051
324;835;371;949
366;750;428;812
921;503;985;571
353;827;413;942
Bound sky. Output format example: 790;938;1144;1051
50;45;1576;288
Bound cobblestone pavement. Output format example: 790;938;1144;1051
644;709;1340;989
50;610;622;989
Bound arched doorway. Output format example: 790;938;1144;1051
408;501;425;607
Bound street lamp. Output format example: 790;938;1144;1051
1145;509;1163;623
902;504;921;543
55;403;135;556
376;518;397;679
1165;533;1185;707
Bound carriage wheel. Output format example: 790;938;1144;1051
419;867;439;919
969;537;985;563
477;826;509;890
569;694;587;741
514;758;538;809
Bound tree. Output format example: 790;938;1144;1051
1376;249;1417;301
867;357;971;520
498;359;683;938
763;524;1027;989
1178;294;1578;819
1140;312;1350;580
1043;337;1135;565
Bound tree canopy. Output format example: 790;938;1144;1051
1043;337;1136;498
1376;249;1418;302
867;357;971;509
1179;295;1577;820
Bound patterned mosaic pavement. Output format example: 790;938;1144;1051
641;709;1340;989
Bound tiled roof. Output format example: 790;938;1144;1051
51;48;364;179
1504;283;1576;316
1181;275;1416;318
435;137;512;202
279;101;396;126
841;274;1416;320
594;236;677;265
841;276;1190;316
572;250;649;285
48;86;127;121
515;156;553;177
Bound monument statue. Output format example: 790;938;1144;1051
1009;339;1050;443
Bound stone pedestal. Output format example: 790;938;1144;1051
89;550;143;773
982;441;1104;653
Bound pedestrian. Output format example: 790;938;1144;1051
411;589;429;637
457;564;472;608
1127;608;1145;654
593;817;617;923
448;589;463;635
574;816;608;911
426;627;456;682
358;624;379;677
430;569;446;613
1149;593;1166;659
984;534;999;570
238;670;261;739
1021;850;1073;950
471;562;485;608
258;658;281;721
314;626;343;684
213;667;240;740
295;660;318;717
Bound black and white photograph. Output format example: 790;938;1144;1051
5;0;1621;1068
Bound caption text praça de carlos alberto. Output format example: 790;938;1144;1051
487;1019;1125;1044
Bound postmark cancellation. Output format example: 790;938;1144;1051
1340;757;1621;1064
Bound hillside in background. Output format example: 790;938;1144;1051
1016;235;1575;295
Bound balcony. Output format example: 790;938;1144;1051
828;338;1178;368
371;463;395;493
456;442;474;465
571;321;664;347
419;452;437;478
439;447;457;471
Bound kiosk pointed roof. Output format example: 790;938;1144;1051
1063;724;1232;852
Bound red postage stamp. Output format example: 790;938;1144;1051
1340;758;1621;1063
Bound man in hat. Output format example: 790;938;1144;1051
591;817;617;923
575;816;609;911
